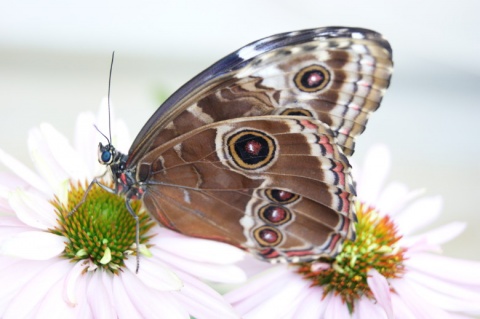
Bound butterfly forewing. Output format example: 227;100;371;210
121;26;392;263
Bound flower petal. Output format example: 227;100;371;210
0;146;51;195
367;268;393;319
9;188;57;230
153;229;245;264
405;222;466;248
121;270;189;319
175;270;241;319
86;272;116;318
0;230;65;260
404;270;480;313
394;195;443;235
405;252;480;286
2;259;70;318
157;248;246;284
125;255;183;291
356;144;391;206
111;273;144;319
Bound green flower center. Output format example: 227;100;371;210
296;202;406;312
49;181;155;274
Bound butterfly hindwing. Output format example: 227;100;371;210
118;26;393;263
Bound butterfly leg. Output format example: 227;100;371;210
123;192;141;273
67;172;113;217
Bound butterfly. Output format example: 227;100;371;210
82;26;393;269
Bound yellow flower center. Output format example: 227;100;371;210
296;202;406;312
49;181;155;274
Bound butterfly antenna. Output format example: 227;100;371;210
94;124;110;144
107;51;114;145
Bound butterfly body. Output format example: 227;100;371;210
98;26;393;264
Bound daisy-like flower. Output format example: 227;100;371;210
225;144;480;318
0;100;246;319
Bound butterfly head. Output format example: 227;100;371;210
98;142;116;165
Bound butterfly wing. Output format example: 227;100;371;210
128;26;393;262
137;116;355;262
127;26;392;163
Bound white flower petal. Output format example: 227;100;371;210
175;270;241;319
154;230;245;264
30;123;90;186
0;257;50;305
35;274;77;319
323;292;351;318
8;188;57;230
157;248;246;283
367;268;393;319
28;126;70;191
405;252;480;285
404;270;480;313
74;111;100;179
121;270;189;319
354;297;388;319
87;272;116;318
125;255;183;291
394;195;443;235
112;274;144;319
2;259;70;318
0;231;65;260
0;146;51;195
240;272;310;318
405;222;466;247
225;266;289;311
392;278;455;318
356;144;391;205
285;288;325;319
63;260;89;306
376;182;424;217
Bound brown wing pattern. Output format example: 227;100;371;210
127;27;393;263
138;117;356;262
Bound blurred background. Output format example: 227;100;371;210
0;0;479;261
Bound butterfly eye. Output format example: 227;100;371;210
294;65;330;92
98;143;114;164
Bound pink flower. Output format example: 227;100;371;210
0;100;246;318
225;145;480;318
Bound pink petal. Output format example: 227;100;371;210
354;297;389;319
9;189;57;230
284;287;326;319
174;270;241;319
356;144;391;206
405;222;466;248
112;274;144;318
0;146;51;195
153;229;245;264
121;270;189;318
28;126;70;190
367;268;393;319
35;274;77;318
124;255;183;291
156;248;246;283
391;278;454;318
404;270;480;313
394;195;443;235
86;272;116;318
63;260;89;306
239;272;311;318
323;293;351;318
405;252;480;285
2;259;70;318
1;230;65;260
225;266;289;306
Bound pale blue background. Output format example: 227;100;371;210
0;0;479;261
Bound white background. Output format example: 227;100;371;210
1;0;479;261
